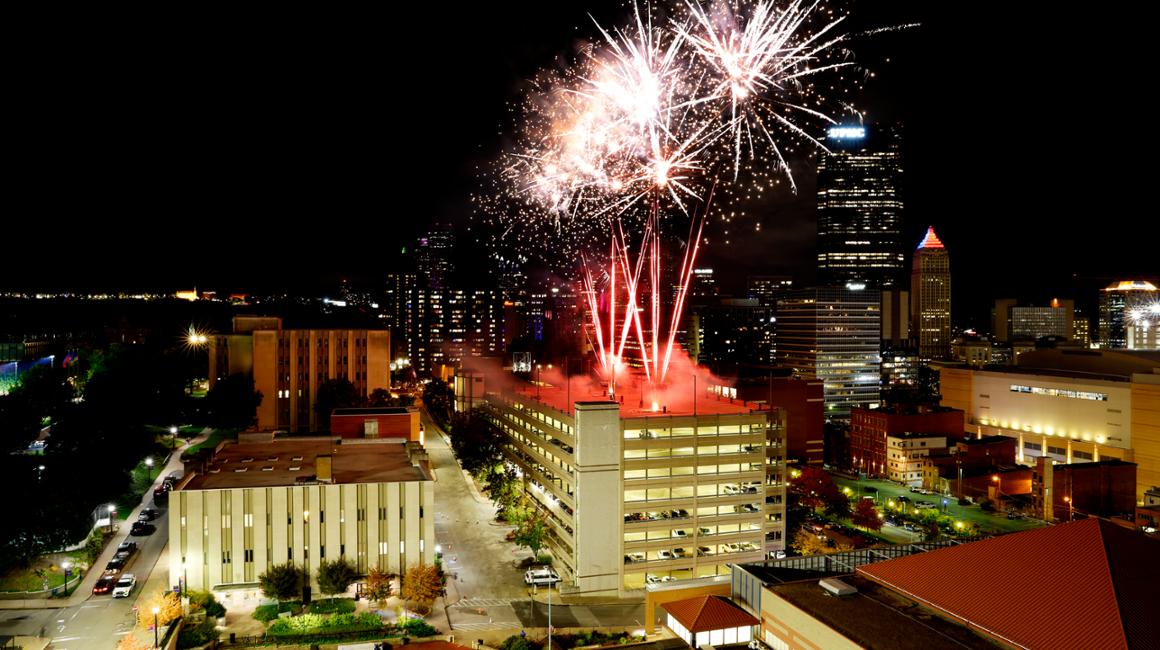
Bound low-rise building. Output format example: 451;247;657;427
1034;457;1137;521
330;407;422;443
849;406;964;478
170;434;434;593
885;432;947;486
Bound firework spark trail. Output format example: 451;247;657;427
488;0;868;388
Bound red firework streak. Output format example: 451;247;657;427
582;190;710;394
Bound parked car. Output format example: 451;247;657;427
130;522;156;536
657;550;673;560
138;508;159;522
93;576;117;595
645;574;661;584
696;546;713;556
672;529;688;537
105;557;126;572
672;548;689;558
524;567;561;586
116;541;137;554
112;574;136;598
627;552;646;563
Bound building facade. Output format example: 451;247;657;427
910;226;951;360
939;349;1160;502
848;406;964;479
209;317;391;432
777;286;881;418
816;124;905;288
463;375;787;595
1098;280;1157;349
170;436;434;593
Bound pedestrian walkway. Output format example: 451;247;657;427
449;598;515;609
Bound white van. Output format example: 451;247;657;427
524;567;560;586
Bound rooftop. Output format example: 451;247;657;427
857;518;1159;650
506;371;767;419
181;438;431;490
661;595;758;633
769;575;1000;649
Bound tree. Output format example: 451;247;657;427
204;373;263;429
789;467;841;510
486;466;522;514
422;379;454;427
314;378;363;426
401;563;444;606
365;567;394;603
823;492;852;519
514;510;549;555
851;499;883;531
791;529;830;556
448;411;504;477
316;557;359;597
117;635;150;650
187;590;226;617
137;590;182;631
369;388;415;408
259;562;308;602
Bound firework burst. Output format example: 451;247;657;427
478;0;869;387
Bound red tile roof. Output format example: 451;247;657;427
661;595;759;633
857;518;1159;650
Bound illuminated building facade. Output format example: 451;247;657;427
746;275;793;306
939;348;1160;502
1098;280;1158;349
415;223;455;290
993;298;1074;342
816;124;905;288
777;285;881;418
209;317;390;432
910;226;951;360
460;375;787;595
170;436;434;592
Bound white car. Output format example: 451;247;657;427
657;550;673;560
524;567;561;586
112;574;136;598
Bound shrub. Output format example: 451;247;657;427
176;617;217;649
398;616;437;638
266;611;383;637
500;635;540;650
308;598;357;615
186;590;226;618
534;553;553;566
253;602;297;622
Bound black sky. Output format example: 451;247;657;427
7;2;1156;326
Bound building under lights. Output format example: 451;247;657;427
911;226;951;360
1098;280;1158;349
170;434;434;593
209;317;391;432
815;124;905;288
457;371;787;596
939;348;1160;502
776;285;881;418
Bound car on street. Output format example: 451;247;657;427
117;541;138;554
93;575;117;595
105;557;126;572
524;567;561;586
138;508;159;522
130;522;156;536
112;574;136;598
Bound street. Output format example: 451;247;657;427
0;432;205;649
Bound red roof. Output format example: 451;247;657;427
661;595;759;633
857;519;1159;650
916;226;945;249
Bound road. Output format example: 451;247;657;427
0;433;207;648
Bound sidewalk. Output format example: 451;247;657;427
0;429;211;610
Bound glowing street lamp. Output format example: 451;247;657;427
62;561;72;596
152;605;161;648
145;457;154;481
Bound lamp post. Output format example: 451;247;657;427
107;505;116;533
181;562;187;597
145;457;154;481
152;605;160;648
1063;496;1073;522
536;364;542;400
62;561;72;597
169;426;178;449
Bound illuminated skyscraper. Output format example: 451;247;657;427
816;124;905;288
1098;280;1159;349
416;223;455;289
911;226;951;360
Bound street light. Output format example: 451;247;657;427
1063;496;1073;522
107;505;116;533
152;605;160;648
181;562;187;597
62;561;72;596
145;457;154;481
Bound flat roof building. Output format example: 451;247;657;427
170;435;434;593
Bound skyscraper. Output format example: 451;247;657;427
911;226;951;360
1098;280;1158;349
777;285;881;418
816;124;905;288
416;223;455;289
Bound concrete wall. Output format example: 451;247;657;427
170;480;434;592
573;402;623;594
1132;376;1160;502
761;591;860;650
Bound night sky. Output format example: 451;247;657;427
7;2;1155;327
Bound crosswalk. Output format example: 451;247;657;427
451;622;523;631
450;598;518;609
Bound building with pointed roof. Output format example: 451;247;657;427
911;226;951;360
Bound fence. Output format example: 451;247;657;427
0;573;85;601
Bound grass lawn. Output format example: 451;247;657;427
0;556;74;593
831;474;1046;535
